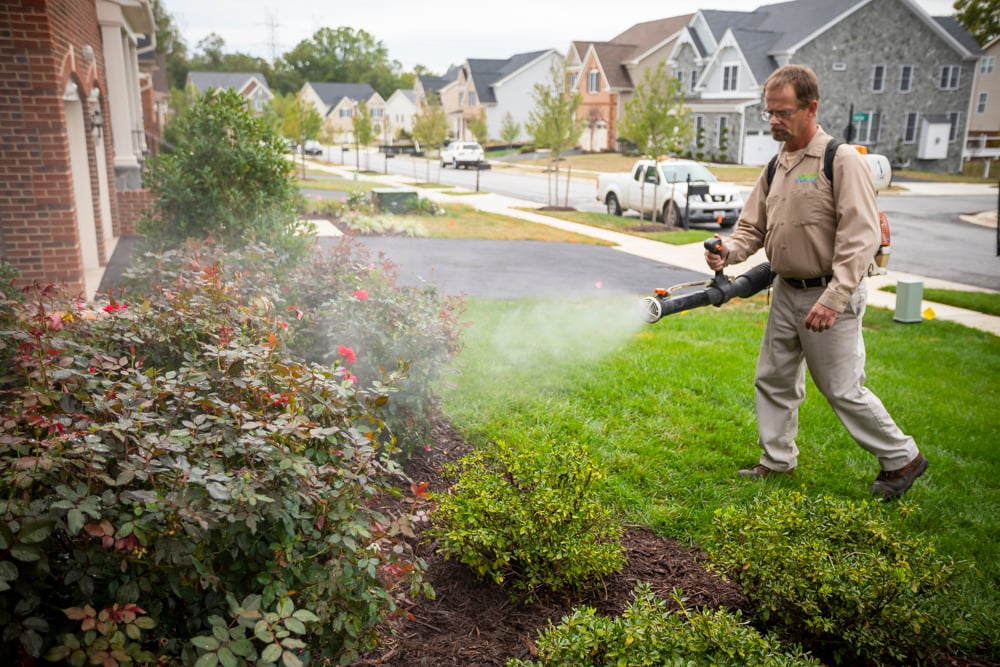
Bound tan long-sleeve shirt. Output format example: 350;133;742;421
724;127;880;313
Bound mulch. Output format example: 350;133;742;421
356;418;747;666
355;417;999;667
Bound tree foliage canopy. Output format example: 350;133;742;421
411;95;449;150
280;27;404;98
954;0;999;45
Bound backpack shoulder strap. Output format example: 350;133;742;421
766;138;842;188
824;138;843;185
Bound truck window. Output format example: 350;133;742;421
645;166;658;184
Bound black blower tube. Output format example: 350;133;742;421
642;262;775;323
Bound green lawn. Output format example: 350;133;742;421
881;284;1000;317
440;295;1000;655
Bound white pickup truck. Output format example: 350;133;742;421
596;158;744;228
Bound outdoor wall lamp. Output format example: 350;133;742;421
90;108;103;138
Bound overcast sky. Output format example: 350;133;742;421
162;0;959;75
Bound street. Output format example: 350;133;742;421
311;149;1000;291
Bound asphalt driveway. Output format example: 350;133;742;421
101;236;710;300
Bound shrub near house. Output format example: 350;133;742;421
0;239;463;665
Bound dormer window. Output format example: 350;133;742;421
588;69;599;93
723;64;738;92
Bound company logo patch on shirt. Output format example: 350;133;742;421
796;172;819;183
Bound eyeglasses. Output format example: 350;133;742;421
760;106;805;122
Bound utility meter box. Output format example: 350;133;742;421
893;279;924;323
370;188;418;214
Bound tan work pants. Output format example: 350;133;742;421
754;278;919;472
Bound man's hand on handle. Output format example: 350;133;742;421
704;234;728;272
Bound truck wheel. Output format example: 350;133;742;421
606;193;622;216
664;202;681;227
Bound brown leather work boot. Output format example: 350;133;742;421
871;453;928;499
738;464;794;478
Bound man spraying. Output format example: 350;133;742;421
704;64;927;499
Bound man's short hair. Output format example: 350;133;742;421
765;64;819;105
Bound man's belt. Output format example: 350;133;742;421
782;275;833;289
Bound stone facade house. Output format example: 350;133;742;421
1;0;156;298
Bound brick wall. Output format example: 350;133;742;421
116;189;152;237
0;0;118;297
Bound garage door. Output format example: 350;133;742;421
742;131;781;166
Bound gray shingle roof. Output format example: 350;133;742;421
933;16;984;55
468;50;553;105
307;82;376;108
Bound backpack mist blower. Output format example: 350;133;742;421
640;238;773;324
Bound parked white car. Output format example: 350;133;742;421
440;141;485;169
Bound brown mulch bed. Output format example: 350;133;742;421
356;417;999;667
356;418;747;666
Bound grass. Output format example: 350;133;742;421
439;294;1000;657
881;285;1000;317
295;175;386;192
418;204;610;244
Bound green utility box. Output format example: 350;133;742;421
370;188;418;214
893;279;924;323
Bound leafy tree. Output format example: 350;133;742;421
267;92;323;173
469;111;488;145
281;27;405;98
353;99;374;171
412;94;448;153
150;0;189;90
500;111;521;149
617;61;692;158
139;89;304;255
954;0;999;45
525;60;584;206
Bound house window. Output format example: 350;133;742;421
458;92;465;106
690;69;697;91
899;64;913;92
981;56;996;74
948;112;960;141
904;112;918;143
977;92;988;113
339;108;352;118
872;64;885;93
722;64;738;91
856;110;880;144
588;69;599;93
694;114;704;141
569;73;579;89
717;115;728;136
939;65;960;90
371;108;383;119
469;92;477;106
